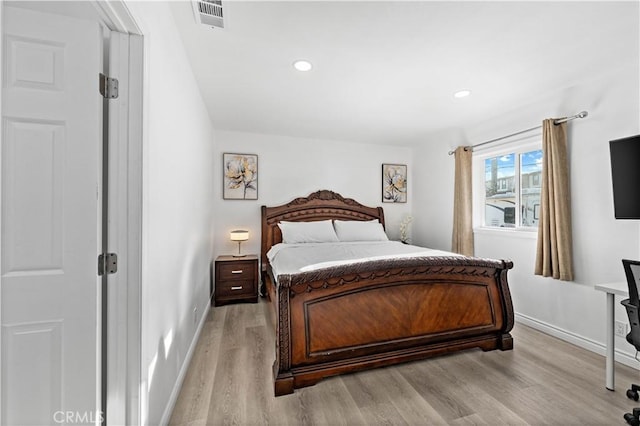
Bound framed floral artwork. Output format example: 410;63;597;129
382;163;407;203
223;153;258;200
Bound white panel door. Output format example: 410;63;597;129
1;5;102;425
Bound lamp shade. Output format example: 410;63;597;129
230;230;249;242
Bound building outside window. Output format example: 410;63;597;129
481;148;542;229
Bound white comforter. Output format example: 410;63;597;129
267;241;459;277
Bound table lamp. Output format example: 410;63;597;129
230;230;249;257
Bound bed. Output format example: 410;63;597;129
261;190;514;396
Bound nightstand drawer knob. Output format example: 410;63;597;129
231;286;243;291
231;270;243;274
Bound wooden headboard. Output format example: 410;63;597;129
260;190;385;270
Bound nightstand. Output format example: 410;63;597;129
214;255;258;306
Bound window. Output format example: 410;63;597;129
482;149;542;229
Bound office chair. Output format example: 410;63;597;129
621;259;640;426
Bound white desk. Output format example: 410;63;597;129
594;281;629;391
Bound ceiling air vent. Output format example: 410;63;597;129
192;0;224;29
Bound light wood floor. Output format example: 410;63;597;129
170;299;639;425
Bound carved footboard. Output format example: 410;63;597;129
272;256;514;396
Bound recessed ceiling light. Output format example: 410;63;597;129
293;60;313;72
454;89;472;98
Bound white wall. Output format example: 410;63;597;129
125;3;217;425
212;130;413;258
413;60;640;363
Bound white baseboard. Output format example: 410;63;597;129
515;312;639;369
159;302;211;425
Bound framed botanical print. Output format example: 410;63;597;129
382;163;407;203
223;153;258;200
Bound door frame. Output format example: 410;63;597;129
0;1;144;424
94;2;144;425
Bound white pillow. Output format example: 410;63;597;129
333;220;389;242
278;220;339;244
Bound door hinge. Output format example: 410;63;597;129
99;73;119;99
98;253;118;276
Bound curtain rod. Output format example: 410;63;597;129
447;111;588;155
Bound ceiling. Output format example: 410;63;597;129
170;1;639;146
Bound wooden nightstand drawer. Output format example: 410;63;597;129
216;280;255;298
214;255;258;306
217;261;256;281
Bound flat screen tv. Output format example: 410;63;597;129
610;135;640;219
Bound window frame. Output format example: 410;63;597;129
472;137;542;234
